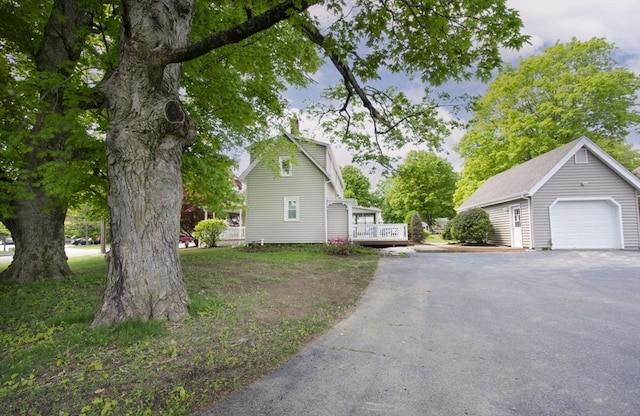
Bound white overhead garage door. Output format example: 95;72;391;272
550;200;622;249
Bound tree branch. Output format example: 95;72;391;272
166;0;317;64
300;24;392;129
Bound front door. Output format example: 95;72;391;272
510;206;523;248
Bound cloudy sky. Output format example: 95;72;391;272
240;0;640;178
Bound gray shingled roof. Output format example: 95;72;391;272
458;138;584;210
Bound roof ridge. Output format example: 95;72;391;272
458;137;585;210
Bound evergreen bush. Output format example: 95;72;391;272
449;208;494;244
409;212;425;243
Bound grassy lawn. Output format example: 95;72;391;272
0;245;379;415
423;233;450;244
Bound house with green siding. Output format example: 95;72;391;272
239;125;407;245
240;125;354;244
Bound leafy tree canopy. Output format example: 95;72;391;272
454;37;640;206
0;0;314;221
0;0;529;219
382;151;457;225
340;165;380;208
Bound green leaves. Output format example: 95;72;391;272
1;0;529;220
193;218;228;247
313;86;453;167
184;1;322;145
0;0;110;221
305;1;527;168
447;207;494;244
0;0;50;55
382;151;457;224
340;165;380;208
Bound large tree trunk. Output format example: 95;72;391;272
91;0;196;327
0;188;71;282
0;0;92;283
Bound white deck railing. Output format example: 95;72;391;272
219;226;245;241
217;224;407;243
351;223;408;241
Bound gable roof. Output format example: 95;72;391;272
239;130;345;191
458;136;640;211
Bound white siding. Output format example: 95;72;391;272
300;141;326;169
484;199;531;248
326;182;338;199
327;203;349;240
531;149;640;249
245;147;327;244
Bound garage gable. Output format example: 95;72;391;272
531;147;640;249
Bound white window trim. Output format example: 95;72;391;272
284;196;300;221
575;148;588;164
279;156;292;177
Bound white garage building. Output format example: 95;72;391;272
458;137;640;250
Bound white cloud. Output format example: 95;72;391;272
501;35;545;62
508;0;640;70
435;108;465;172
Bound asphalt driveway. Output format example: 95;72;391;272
201;251;640;416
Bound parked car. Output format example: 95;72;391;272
3;237;14;245
179;235;193;243
72;237;93;245
179;235;194;247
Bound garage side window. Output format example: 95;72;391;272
284;197;300;221
575;148;588;164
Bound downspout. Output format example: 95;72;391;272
324;180;330;243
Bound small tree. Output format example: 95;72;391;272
193;219;228;248
383;151;457;227
409;212;425;243
341;165;381;208
449;208;494;244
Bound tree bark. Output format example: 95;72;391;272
0;188;72;282
91;0;196;327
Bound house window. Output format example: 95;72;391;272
279;156;292;176
575;148;588;164
353;213;376;224
284;197;299;221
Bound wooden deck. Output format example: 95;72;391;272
351;223;409;247
354;240;412;248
